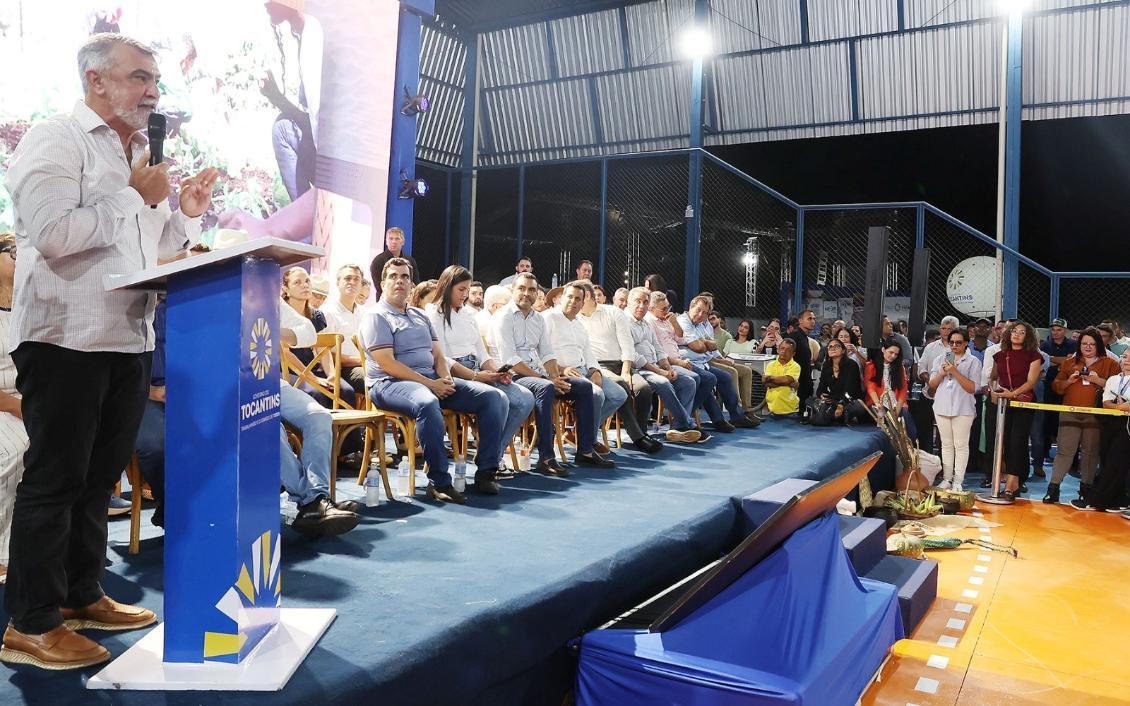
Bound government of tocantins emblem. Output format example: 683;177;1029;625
249;317;274;380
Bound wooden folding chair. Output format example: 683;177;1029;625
282;335;392;502
126;452;143;555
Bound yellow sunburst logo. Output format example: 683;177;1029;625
203;529;282;661
249;318;273;381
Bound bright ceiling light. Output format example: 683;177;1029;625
678;26;712;60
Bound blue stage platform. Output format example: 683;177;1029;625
0;420;891;705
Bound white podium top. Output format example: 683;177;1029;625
104;238;324;292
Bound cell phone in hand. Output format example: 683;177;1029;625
945;352;955;365
497;363;513;374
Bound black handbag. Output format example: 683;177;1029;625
807;397;840;426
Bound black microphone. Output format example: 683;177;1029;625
147;112;166;166
147;113;166;210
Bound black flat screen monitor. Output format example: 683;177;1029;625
649;451;882;632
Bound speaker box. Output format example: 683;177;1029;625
861;227;888;349
907;248;931;347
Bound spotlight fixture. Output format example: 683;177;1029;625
398;170;429;199
400;86;430;116
678;26;713;60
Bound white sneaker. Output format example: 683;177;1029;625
951;483;963;493
936;479;952;490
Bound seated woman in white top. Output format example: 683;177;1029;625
428;266;534;461
723;319;757;356
0;234;26;582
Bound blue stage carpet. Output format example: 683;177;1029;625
0;420;891;705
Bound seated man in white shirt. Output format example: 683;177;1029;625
321;264;367;399
625;287;702;443
677;296;758;429
279;302;360;535
576;280;663;454
543;282;630;454
491;273;612;474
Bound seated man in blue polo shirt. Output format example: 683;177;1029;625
362;258;509;503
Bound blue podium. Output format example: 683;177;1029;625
89;238;335;691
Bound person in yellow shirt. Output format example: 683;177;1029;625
765;339;802;415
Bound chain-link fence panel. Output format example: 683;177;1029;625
522;162;602;290
800;207;916;327
1017;263;1051;329
473;168;521;286
700;160;796;323
1057;276;1130;331
413;164;455;281
605;155;690;308
922;209;999;325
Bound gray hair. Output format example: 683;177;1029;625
483;285;511;311
940;315;960;328
648;291;669;308
78;33;156;92
628;287;650;304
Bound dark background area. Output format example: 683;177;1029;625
711;113;1130;272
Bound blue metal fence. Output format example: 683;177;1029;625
414;148;1128;331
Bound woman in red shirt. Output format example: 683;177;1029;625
989;321;1043;500
864;339;917;439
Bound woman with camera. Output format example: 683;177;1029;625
1043;327;1119;504
928;329;982;492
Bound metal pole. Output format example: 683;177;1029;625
993;17;1008;324
978;397;1015;505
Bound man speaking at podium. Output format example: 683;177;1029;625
0;34;218;670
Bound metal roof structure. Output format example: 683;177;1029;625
417;0;1130;167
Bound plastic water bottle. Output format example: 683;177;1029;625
453;454;467;493
518;443;531;472
396;458;411;501
551;273;558;288
280;493;298;526
364;460;383;507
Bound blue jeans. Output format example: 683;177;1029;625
493;381;535;453
135;399;165;520
584;368;627;438
640;369;696;429
279;382;333;506
514;376;596;458
690;364;725;423
707;360;745;418
371;376;508;488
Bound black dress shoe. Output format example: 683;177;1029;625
427;484;468;504
632;435;663;454
292;497;359;536
1042;482;1060;504
535;458;571;477
575;451;615;468
730;415;759;429
711;419;735;433
474;468;501;495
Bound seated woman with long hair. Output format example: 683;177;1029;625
864;338;917;439
723;319;757;356
813;338;864;423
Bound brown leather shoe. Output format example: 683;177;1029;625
593;441;611;454
0;624;110;670
60;596;157;632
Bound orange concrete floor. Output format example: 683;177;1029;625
862;498;1130;706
